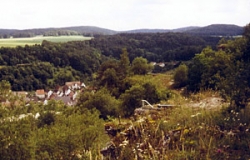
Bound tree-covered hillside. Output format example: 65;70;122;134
89;32;221;62
0;24;243;38
186;24;243;36
0;41;107;91
0;32;221;91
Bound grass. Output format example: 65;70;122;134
102;88;250;159
0;35;92;47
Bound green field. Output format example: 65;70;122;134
0;35;92;47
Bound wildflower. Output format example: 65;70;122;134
137;117;145;123
189;140;195;145
196;112;201;116
149;120;155;123
119;139;129;147
217;149;222;153
227;130;235;136
183;129;189;135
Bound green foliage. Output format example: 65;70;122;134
37;112;56;128
130;57;152;75
100;68;119;88
0;41;105;91
187;47;232;92
35;110;108;159
120;84;145;117
77;88;120;118
0;118;36;160
119;76;168;117
0;101;108;160
173;64;188;88
90;32;220;63
102;99;250;160
118;48;130;78
187;23;250;110
0;80;11;101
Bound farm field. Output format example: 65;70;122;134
0;35;92;47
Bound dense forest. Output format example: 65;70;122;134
0;23;250;159
0;32;221;91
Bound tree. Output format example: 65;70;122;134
118;48;130;78
120;84;145;117
100;68;119;88
77;88;120;118
229;23;250;109
187;47;231;91
130;57;152;75
37;112;56;128
173;64;188;88
0;80;11;101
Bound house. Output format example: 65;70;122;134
65;81;87;90
150;62;157;66
35;89;45;99
47;90;53;99
157;62;165;67
65;81;81;90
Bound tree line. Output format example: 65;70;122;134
174;23;250;110
89;32;221;62
0;32;221;91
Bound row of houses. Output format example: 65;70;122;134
2;81;86;107
150;62;165;67
35;81;86;106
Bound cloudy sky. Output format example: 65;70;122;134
0;0;249;31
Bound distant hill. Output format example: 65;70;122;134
172;26;201;32
0;24;244;38
0;26;117;38
119;25;243;36
123;29;171;33
61;26;117;35
122;27;200;34
185;24;243;36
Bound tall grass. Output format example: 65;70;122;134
102;95;250;159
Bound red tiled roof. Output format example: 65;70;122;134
65;81;81;86
36;89;45;95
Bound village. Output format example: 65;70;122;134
1;81;87;107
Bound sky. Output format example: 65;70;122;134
0;0;249;31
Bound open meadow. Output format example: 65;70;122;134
0;35;92;47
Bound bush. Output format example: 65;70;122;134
173;64;188;88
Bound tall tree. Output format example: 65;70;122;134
173;64;188;88
118;48;130;78
130;57;152;75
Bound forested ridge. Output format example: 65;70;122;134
0;24;243;38
89;32;221;62
0;32;221;91
0;23;250;159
